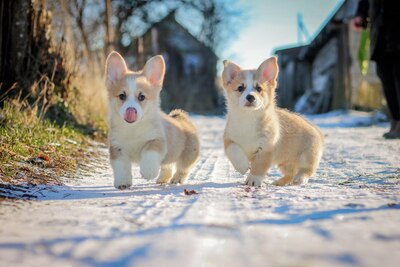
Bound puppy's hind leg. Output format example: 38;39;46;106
292;168;314;185
157;164;174;184
273;164;297;186
170;134;199;184
170;170;189;185
170;159;196;184
292;147;322;185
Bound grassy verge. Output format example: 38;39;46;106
0;98;95;186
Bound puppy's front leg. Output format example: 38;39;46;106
110;145;132;189
246;149;272;186
111;156;132;189
224;139;249;175
140;139;166;179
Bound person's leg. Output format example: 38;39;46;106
390;54;400;120
387;53;400;138
375;56;400;137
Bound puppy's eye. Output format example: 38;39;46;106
237;85;245;93
255;85;262;93
119;93;126;101
138;93;145;101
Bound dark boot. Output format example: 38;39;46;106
383;120;398;138
384;120;400;139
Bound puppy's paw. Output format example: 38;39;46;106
226;144;249;175
112;160;132;189
245;175;265;187
115;183;131;190
272;177;293;186
156;166;173;184
292;177;309;186
170;177;183;184
140;151;161;179
114;178;132;190
156;176;170;184
170;172;188;184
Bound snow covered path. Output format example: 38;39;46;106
1;112;400;267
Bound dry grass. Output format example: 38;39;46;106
70;71;109;137
0;27;114;187
0;97;91;186
0;67;111;187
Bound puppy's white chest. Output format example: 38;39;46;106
109;120;164;162
226;118;260;155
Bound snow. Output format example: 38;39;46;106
1;110;400;267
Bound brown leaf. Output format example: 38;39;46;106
184;189;198;195
38;154;50;161
27;154;50;165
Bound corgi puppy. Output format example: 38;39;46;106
222;57;323;186
105;52;199;189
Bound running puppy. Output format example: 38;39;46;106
222;57;323;186
105;52;199;189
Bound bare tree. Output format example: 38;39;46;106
104;0;114;54
112;0;152;54
66;0;94;65
180;0;242;53
44;0;241;73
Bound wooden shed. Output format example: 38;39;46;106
130;11;222;114
274;0;384;113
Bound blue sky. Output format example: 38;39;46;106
224;0;344;68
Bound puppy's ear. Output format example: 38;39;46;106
105;51;127;88
222;60;241;86
143;55;165;88
257;57;279;83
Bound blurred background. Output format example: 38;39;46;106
0;0;385;128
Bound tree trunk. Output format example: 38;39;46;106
0;0;31;97
104;0;114;55
0;0;70;107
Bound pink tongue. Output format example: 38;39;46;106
124;108;137;123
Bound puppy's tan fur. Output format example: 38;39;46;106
105;51;199;189
222;57;323;186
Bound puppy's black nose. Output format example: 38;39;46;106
246;94;255;103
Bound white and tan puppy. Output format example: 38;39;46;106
105;52;199;189
222;57;323;186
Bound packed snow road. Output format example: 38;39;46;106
1;111;399;267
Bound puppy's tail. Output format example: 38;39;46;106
169;109;189;120
169;109;196;129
